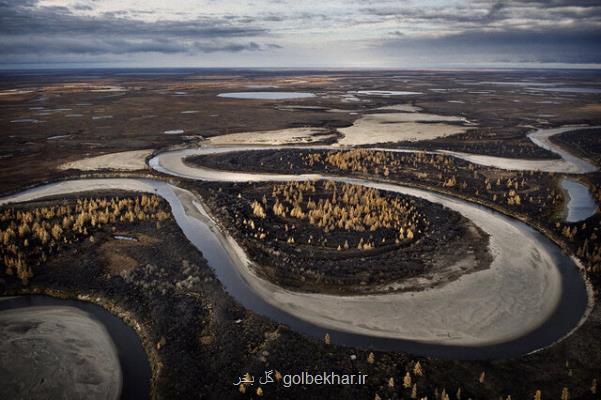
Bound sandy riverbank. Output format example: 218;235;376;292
59;149;153;171
0;306;122;400
0;177;571;347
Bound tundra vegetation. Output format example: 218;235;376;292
191;148;562;219
306;149;553;210
313;149;601;280
199;180;490;294
550;128;601;166
248;180;425;251
1;71;601;400
396;126;560;159
0;194;170;284
191;147;601;285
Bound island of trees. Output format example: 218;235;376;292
248;180;425;251
198;180;491;295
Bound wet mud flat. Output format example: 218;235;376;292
0;297;140;400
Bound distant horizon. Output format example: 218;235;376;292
2;63;601;72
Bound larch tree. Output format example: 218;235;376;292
403;372;412;388
413;361;424;376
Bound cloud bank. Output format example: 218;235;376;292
0;0;599;67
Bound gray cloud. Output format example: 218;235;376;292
0;0;599;67
0;36;267;56
0;0;274;62
0;3;267;37
361;0;601;27
377;26;601;64
360;0;601;65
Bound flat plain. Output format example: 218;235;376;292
1;69;600;400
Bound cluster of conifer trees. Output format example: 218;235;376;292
0;194;170;284
303;149;560;212
246;180;426;251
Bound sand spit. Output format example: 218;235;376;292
218;92;315;100
337;112;469;146
59;149;152;171
47;134;72;140
354;90;423;96
207;127;335;145
0;89;34;96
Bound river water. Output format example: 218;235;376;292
561;178;598;222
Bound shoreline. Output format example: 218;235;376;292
0;288;160;400
197;181;493;296
0;177;582;352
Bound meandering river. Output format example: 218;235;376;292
0;169;589;360
0;123;598;399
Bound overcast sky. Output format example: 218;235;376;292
1;0;600;68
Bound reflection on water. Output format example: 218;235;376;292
561;178;598;222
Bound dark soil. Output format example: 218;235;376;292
377;126;560;159
195;181;491;295
187;148;564;221
551;128;601;166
